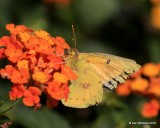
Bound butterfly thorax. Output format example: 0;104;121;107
64;48;80;68
64;48;79;57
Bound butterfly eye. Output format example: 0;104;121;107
71;50;76;56
64;48;69;55
70;48;79;57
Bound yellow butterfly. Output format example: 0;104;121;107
61;48;141;108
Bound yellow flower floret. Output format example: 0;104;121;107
17;60;29;70
54;72;68;83
32;71;49;83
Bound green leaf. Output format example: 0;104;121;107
6;105;71;128
0;79;11;102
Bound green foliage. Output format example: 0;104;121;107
6;105;71;128
73;0;120;31
146;39;160;62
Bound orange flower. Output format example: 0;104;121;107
141;99;159;118
151;0;160;5
54;72;68;83
47;55;63;70
17;60;29;70
17;32;31;43
6;24;15;33
34;30;50;38
0;48;5;59
37;56;47;68
35;39;54;55
9;84;26;100
0;24;79;108
151;6;160;29
47;81;69;100
148;77;160;96
0;65;14;79
5;44;24;63
52;37;70;54
34;30;53;45
32;71;49;83
131;68;142;78
61;65;77;80
25;51;37;69
0;36;10;46
6;24;32;35
24;36;39;50
9;35;24;49
148;85;160;97
23;87;41;106
116;80;131;96
10;68;30;84
115;62;160;118
157;63;160;69
55;37;70;49
130;77;149;92
142;63;159;77
0;36;10;59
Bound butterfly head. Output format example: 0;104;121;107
64;48;79;58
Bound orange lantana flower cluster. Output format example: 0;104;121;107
116;63;160;118
150;0;160;29
0;24;77;108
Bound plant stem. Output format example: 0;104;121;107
0;99;21;117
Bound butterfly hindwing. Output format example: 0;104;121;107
61;58;103;108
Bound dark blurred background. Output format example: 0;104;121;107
0;0;160;128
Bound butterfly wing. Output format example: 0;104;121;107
61;53;141;108
61;58;103;108
81;53;141;89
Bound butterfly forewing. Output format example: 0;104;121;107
81;53;141;89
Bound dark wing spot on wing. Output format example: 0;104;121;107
106;60;111;64
98;81;101;83
82;83;90;89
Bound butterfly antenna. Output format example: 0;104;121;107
72;25;77;49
